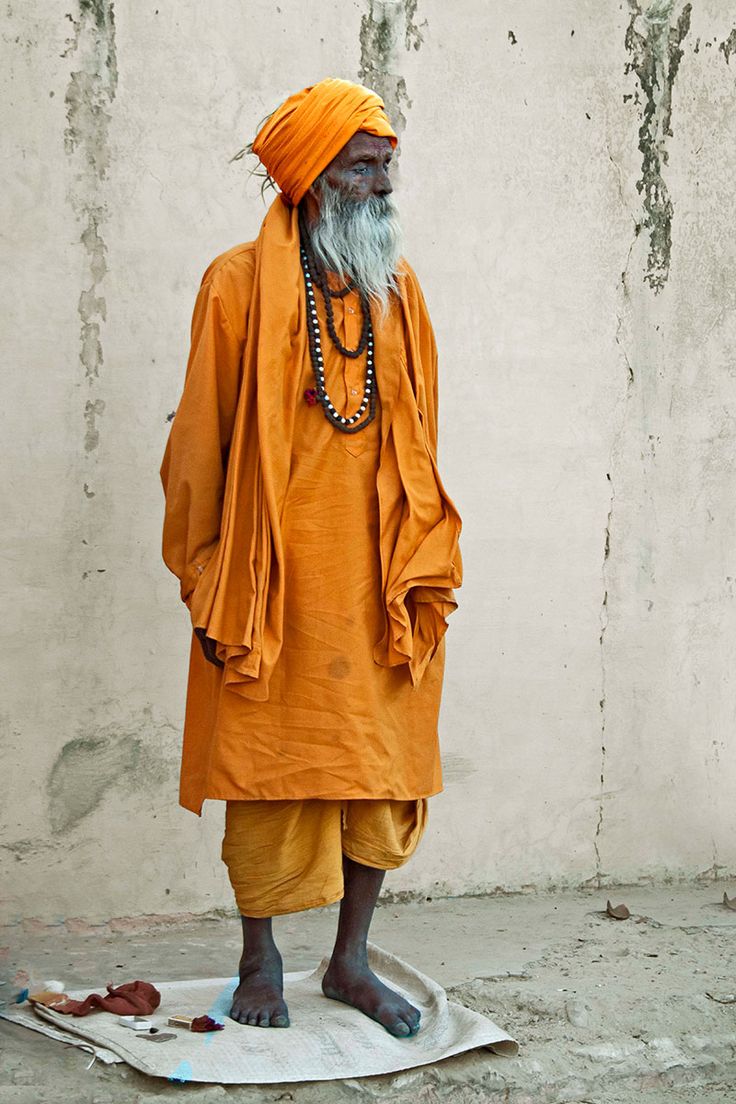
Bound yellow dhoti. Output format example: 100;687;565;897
222;799;427;918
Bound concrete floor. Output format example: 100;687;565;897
2;885;736;1103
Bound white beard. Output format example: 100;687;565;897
307;175;403;312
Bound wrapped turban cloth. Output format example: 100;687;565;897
252;77;397;206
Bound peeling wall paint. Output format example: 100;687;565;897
403;0;425;50
624;0;692;293
77;213;108;382
83;397;105;452
64;1;117;438
358;0;422;143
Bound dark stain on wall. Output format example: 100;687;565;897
441;753;476;784
47;726;170;834
624;1;692;293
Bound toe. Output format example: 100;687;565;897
388;1018;411;1037
246;1012;259;1026
257;1011;270;1027
271;1011;290;1027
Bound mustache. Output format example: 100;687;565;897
331;191;394;214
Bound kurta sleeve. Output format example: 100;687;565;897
160;249;254;610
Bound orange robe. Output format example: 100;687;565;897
161;197;461;814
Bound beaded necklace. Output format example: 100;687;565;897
298;212;376;435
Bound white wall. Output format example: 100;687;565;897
2;0;735;926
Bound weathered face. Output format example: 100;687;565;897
313;131;394;203
303;129;402;307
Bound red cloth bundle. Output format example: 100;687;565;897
54;981;161;1017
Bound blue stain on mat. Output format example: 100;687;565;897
168;1059;193;1083
204;977;238;1046
167;977;238;1080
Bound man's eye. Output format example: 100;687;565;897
353;165;369;174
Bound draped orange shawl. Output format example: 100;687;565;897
162;195;461;701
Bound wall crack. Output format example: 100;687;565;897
595;485;612;887
595;234;639;886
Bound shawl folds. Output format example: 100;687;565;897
161;196;462;702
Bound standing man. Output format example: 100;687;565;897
161;77;462;1038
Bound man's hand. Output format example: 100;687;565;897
194;627;225;668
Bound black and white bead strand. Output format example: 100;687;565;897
300;245;377;434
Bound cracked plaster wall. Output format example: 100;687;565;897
1;0;735;926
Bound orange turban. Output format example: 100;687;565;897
252;77;397;206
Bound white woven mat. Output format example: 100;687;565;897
1;943;517;1084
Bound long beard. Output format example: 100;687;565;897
306;176;403;312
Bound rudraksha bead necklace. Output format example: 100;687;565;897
298;215;376;434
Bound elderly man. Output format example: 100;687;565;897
161;77;462;1038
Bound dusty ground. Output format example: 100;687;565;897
2;884;736;1103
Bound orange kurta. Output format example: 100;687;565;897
161;198;462;814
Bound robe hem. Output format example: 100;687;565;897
341;846;411;872
235;889;345;919
180;783;443;817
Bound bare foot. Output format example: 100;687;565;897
230;948;289;1028
322;955;421;1037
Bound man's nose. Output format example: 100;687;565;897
377;173;395;197
374;167;393;195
